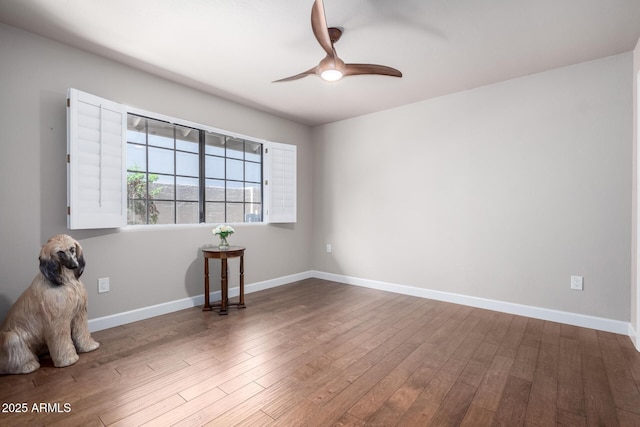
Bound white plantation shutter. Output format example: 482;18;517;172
266;142;296;223
67;88;127;229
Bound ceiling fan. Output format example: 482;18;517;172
274;0;402;83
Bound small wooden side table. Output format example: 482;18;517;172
202;246;246;315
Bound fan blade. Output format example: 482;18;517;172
343;63;403;78
273;66;318;83
311;0;334;57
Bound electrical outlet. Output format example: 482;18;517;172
98;277;110;293
570;275;583;291
326;244;332;253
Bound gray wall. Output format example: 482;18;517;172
0;23;313;320
312;53;632;321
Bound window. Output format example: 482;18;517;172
67;88;295;229
204;133;263;224
126;115;263;225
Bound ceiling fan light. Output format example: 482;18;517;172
320;69;343;81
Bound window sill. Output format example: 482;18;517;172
121;222;266;232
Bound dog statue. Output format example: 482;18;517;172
0;234;100;374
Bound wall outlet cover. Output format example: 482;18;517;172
98;277;110;293
570;275;583;291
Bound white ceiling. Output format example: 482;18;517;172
1;0;640;126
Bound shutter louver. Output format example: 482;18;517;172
268;142;296;223
67;88;127;229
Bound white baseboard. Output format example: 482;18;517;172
312;271;631;336
631;323;639;351
241;271;314;296
88;271;313;332
88;294;204;332
89;269;632;340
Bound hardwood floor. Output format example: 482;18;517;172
1;278;640;426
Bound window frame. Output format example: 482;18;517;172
126;113;264;225
67;88;296;230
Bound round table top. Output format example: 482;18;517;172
202;245;245;256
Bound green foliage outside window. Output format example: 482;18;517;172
127;165;161;224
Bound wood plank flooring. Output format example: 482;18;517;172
1;278;639;426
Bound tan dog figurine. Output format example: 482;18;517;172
0;234;100;374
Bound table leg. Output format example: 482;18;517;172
238;254;246;309
220;258;228;315
203;257;212;311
